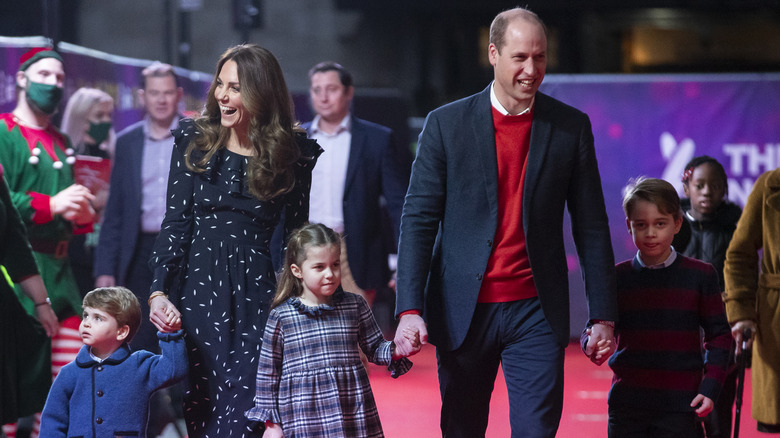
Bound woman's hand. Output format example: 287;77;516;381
149;293;181;332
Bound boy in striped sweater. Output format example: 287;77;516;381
592;177;732;438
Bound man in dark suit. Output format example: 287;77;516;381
93;63;183;352
393;8;618;438
303;61;411;304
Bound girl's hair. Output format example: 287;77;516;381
186;43;302;201
83;286;142;341
60;87;116;155
272;223;342;308
622;176;681;220
681;155;728;196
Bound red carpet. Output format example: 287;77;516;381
370;343;761;437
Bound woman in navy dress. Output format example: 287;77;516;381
147;44;321;437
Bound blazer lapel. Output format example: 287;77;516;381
523;92;553;224
344;116;365;197
472;87;499;214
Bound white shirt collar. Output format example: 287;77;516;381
310;113;351;135
490;81;534;116
635;247;678;269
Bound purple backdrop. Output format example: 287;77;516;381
540;73;780;334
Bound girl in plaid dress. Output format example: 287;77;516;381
245;223;417;437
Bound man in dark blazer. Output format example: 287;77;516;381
303;61;411;302
394;8;618;438
93;63;183;353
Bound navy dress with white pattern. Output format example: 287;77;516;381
245;288;412;437
149;119;321;437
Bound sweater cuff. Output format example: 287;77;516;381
398;309;421;318
29;192;53;224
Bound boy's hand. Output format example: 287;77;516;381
691;394;714;417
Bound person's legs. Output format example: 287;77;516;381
499;298;564;438
650;411;703;438
608;406;653;438
437;303;502;438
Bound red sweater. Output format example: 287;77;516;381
477;107;538;303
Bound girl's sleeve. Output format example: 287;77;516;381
245;309;285;425
356;295;412;378
148;121;196;297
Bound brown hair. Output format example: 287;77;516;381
272;223;342;308
489;7;548;54
186;44;302;200
622;177;681;220
83;286;142;341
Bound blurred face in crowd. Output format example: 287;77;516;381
140;74;181;125
488;17;547;115
310;70;353;124
83;98;114;144
683;162;726;220
20;57;65;88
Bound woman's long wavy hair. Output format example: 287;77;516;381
272;223;342;309
186;44;301;200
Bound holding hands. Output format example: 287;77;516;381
584;322;615;366
393;313;427;358
148;292;182;333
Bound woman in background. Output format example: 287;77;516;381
60;87;115;297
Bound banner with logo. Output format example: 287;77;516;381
540;73;780;331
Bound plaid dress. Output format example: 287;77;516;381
245;289;412;437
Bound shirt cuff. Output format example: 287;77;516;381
398;309;421;318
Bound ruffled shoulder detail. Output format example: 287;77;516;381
171;118;199;145
294;131;323;170
288;288;346;316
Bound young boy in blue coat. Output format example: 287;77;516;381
40;286;187;437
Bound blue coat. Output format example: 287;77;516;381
39;331;187;438
302;116;412;291
395;87;618;350
93;121;146;285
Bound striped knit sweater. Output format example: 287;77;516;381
607;253;731;412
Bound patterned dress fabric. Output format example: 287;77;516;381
149;119;320;437
245;289;412;438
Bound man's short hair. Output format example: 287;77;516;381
83;286;142;342
489;7;548;54
622;177;681;220
141;61;179;89
308;61;353;88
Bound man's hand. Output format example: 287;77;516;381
50;184;95;218
732;320;757;355
584;322;615;365
393;313;427;357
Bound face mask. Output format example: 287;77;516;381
25;79;64;115
87;121;112;145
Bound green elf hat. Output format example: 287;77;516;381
19;47;63;72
